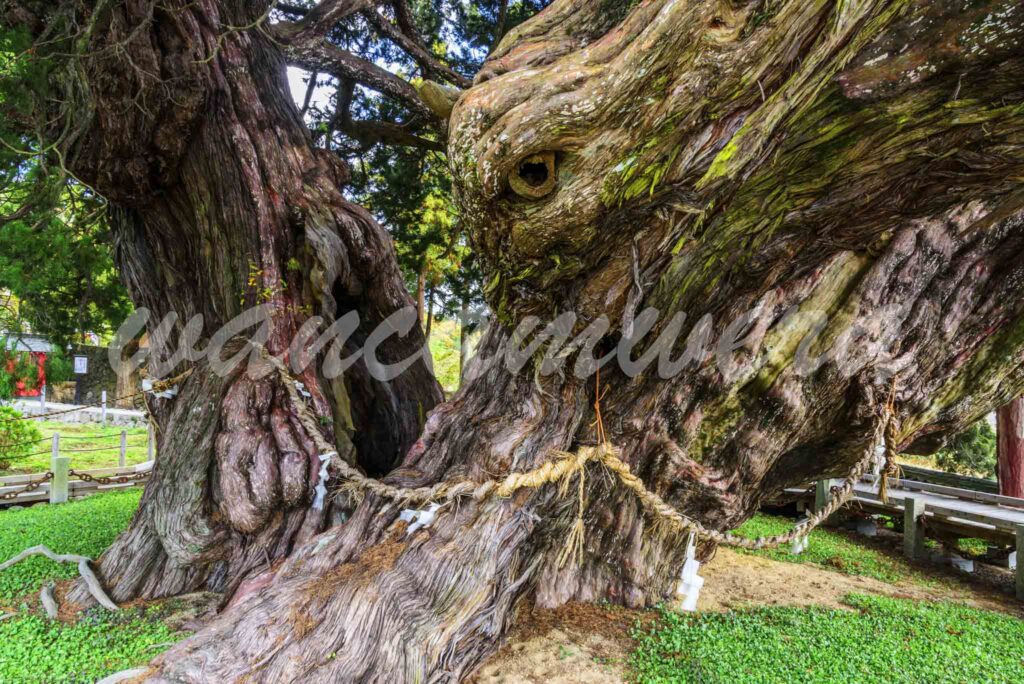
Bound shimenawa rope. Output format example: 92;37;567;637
34;350;886;554
261;351;889;553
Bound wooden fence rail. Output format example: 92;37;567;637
1;428;155;507
785;472;1024;600
0;462;152;506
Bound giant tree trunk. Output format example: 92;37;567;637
6;0;442;604
998;398;1024;497
151;1;1024;680
7;0;1024;681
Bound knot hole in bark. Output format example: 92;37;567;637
510;151;557;199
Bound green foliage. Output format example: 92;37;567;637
0;608;181;683
289;2;550;318
351;143;483;320
935;418;997;478
439;0;550;61
630;594;1024;683
0;186;132;346
732;514;917;583
43;347;73;385
0;406;43;468
0;489;141;602
0;26;131;347
956;537;990;557
428;318;463;392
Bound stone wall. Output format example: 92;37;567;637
69;344;119;405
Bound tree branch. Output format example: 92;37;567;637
388;0;418;40
278;36;436;120
275;0;471;88
274;0;371;44
491;0;509;52
361;7;471;88
339;119;444;152
299;70;319;115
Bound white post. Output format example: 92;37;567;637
39;384;46;408
147;424;155;461
119;430;127;468
49;435;69;504
903;496;926;561
101;391;107;426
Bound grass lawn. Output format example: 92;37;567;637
0;489;184;682
2;421;149;476
630;594;1024;683
731;513;920;584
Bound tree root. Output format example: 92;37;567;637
40;582;58;619
0;545;119;613
95;668;150;684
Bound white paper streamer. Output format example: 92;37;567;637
790;516;810;555
399;503;442;535
141;378;178;399
676;532;704;612
312;451;337;511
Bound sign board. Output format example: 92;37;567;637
74;356;88;375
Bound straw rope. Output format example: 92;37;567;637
261;350;887;553
6;346;885;554
878;379;902;504
0;369;193;424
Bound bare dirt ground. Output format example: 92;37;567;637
474;547;1023;684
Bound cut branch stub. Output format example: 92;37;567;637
415;80;463;121
509;152;557;199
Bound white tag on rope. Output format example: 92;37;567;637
790;516;810;555
142;378;178;400
312;451;336;511
676;532;704;612
399;503;442;536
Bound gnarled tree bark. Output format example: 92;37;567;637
3;0;442;605
5;0;1024;681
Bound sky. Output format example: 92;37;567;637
286;67;333;112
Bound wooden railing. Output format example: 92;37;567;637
0;461;152;507
784;473;1024;601
896;464;998;494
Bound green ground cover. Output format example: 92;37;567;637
630;594;1024;683
0;489;182;683
0;489;141;602
731;513;920;583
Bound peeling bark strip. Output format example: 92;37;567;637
5;0;1024;681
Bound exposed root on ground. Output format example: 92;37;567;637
0;545;119;616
